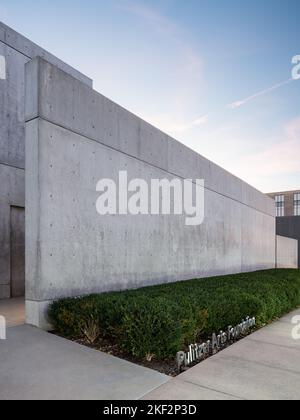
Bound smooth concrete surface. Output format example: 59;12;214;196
143;309;300;400
0;298;25;327
0;325;168;400
276;235;298;269
0;22;92;300
25;58;276;327
277;216;300;268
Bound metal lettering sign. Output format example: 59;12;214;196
176;316;256;372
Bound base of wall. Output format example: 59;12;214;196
25;300;53;330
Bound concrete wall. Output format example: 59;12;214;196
276;217;300;268
276;235;298;269
0;22;92;169
25;58;276;328
0;165;25;298
0;22;92;299
0;27;27;298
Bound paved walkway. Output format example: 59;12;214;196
0;299;168;400
0;298;25;327
0;325;168;400
143;308;300;400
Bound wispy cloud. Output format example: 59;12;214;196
228;78;295;109
192;115;209;126
231;116;300;183
170;77;297;137
117;0;179;37
148;74;297;139
147;113;208;136
117;0;204;133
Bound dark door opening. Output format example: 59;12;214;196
10;206;25;298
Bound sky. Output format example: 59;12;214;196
0;0;299;192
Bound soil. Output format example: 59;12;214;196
51;332;178;377
76;338;179;377
52;324;264;377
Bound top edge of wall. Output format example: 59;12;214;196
25;56;275;217
0;21;93;88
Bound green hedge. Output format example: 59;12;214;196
49;269;300;360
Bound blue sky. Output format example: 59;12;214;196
1;0;299;192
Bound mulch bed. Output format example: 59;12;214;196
52;325;265;377
77;338;179;377
52;332;178;376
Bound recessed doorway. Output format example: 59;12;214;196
10;206;25;298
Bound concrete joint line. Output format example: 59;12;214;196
221;354;300;377
0;162;25;171
138;380;171;401
180;378;245;400
0;38;31;60
247;337;300;353
35;116;274;219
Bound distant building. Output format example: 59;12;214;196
267;190;300;218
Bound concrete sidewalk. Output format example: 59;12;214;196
143;309;300;400
0;300;168;400
0;298;25;327
0;325;168;400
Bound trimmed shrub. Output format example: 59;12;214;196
49;269;300;360
120;297;182;360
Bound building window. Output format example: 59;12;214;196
294;193;300;216
275;195;285;217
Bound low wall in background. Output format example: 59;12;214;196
277;217;300;268
25;58;276;329
276;235;298;269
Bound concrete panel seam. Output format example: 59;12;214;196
34;58;273;212
0;162;25;172
0;38;31;60
25;116;39;125
37;116;275;219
